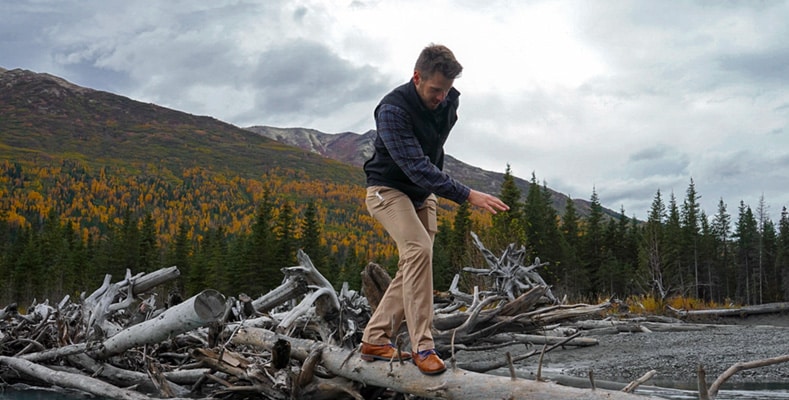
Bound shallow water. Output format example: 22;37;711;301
639;385;789;400
2;383;789;399
0;388;102;400
638;381;789;400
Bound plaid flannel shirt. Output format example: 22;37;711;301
375;103;470;205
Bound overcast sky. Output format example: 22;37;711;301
3;0;788;221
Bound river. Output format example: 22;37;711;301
1;383;789;399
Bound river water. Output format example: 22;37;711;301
638;381;789;400
2;382;788;399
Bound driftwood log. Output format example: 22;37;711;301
668;302;789;318
233;326;662;400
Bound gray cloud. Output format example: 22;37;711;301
248;40;386;117
718;48;789;85
628;145;690;178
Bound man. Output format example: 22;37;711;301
360;44;509;375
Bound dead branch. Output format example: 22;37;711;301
708;354;789;398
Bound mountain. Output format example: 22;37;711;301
0;67;614;219
246;126;610;218
0;68;363;186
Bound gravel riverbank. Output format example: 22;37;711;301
457;314;789;392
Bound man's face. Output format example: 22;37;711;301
413;70;454;110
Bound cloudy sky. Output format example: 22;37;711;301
3;0;788;221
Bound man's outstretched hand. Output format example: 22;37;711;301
467;189;510;214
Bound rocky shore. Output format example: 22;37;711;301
454;313;789;398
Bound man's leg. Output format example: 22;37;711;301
362;187;436;351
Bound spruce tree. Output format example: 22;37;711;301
711;198;732;301
274;202;298;273
664;193;682;294
241;196;277;294
189;230;212;296
138;213;159;271
40;210;67;300
697;211;717;301
776;207;789;301
449;201;473;290
540;181;563;272
168;221;192;295
300;200;333;283
681;179;701;297
203;226;231;296
118;208;140;274
734;202;759;303
491;165;525;250
638;189;667;299
432;216;453;291
580;188;604;298
558;195;583;296
756;195;777;302
523;173;546;260
760;219;778;302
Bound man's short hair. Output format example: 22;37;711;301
414;44;463;80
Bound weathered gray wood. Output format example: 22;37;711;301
92;289;226;359
707;354;789;398
125;266;181;294
65;353;190;396
191;348;289;400
20;343;87;362
483;332;599;347
528;302;614;324
82;266;182;339
252;275;308;313
233;327;662;400
0;356;151;400
465;232;557;303
285;250;340;319
669;302;789;318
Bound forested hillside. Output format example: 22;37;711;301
1;68;788;309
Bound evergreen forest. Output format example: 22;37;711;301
2;159;788;309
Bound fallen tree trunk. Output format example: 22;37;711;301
252;275;308;313
233;326;662;400
483;332;599;347
669;302;789;318
0;356;152;400
91;289;226;359
569;319;718;334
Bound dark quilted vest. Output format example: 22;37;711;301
364;80;459;203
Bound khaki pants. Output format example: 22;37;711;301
362;186;438;352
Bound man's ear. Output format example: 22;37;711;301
412;70;421;85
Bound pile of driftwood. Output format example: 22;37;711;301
0;235;783;399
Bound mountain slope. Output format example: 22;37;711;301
0;67;613;219
0;68;363;185
246;125;609;218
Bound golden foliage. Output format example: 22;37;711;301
0;159;401;260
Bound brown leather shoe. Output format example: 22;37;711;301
360;342;412;362
412;349;446;375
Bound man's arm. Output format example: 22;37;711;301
377;104;509;213
376;104;470;204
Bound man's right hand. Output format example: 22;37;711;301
467;189;509;214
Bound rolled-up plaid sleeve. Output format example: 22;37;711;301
377;104;470;204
